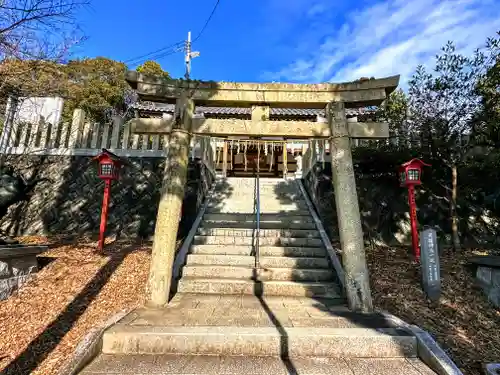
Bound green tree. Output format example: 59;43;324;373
472;32;500;149
377;89;408;146
0;59;66;98
0;57;142;123
63;57;131;122
136;60;170;79
406;34;500;250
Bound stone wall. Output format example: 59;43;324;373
302;163;339;242
0;247;44;300
476;265;500;308
302;161;500;247
0;155;214;239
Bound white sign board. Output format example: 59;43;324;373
15;97;64;125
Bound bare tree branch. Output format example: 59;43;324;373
0;0;88;101
0;0;88;61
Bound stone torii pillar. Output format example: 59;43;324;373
147;95;194;307
327;101;373;313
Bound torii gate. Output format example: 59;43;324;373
126;72;400;313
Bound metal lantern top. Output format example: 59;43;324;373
399;158;430;187
92;149;125;180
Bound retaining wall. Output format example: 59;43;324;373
0;155;213;239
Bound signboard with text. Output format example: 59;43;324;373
420;228;441;302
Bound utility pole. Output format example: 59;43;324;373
184;31;200;80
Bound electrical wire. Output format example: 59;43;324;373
124;0;221;66
137;48;182;64
123;40;184;65
192;0;221;43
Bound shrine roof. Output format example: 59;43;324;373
130;102;375;117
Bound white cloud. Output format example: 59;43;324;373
307;3;328;17
264;0;500;87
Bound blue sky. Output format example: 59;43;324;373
74;0;500;87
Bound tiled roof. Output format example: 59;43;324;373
130;102;374;117
271;108;323;116
198;106;251;115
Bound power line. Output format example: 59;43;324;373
123;40;184;64
192;0;221;43
123;0;221;69
140;47;183;63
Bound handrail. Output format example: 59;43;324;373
255;145;261;269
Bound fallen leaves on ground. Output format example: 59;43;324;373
367;245;500;375
0;236;151;375
0;236;498;375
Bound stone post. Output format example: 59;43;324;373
294;154;303;178
222;140;228;177
68;109;86;148
110;116;124;149
327;101;373;313
147;95;194;307
0;96;18;154
282;144;287;179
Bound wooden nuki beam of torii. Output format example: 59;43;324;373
127;73;400;313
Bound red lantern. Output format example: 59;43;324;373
398;158;430;262
92;149;125;251
399;158;429;187
94;150;122;181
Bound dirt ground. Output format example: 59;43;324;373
367;245;500;375
0;236;152;375
0;236;498;375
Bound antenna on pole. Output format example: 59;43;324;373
184;31;200;80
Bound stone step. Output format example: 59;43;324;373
209;198;305;203
193;236;323;247
209;197;303;202
203;213;313;222
196;228;320;238
81;354;432;375
102;326;417;358
190;245;327;257
177;278;341;298
210;191;302;198
169;294;349;311
213;178;296;185
182;265;334;281
212;189;301;196
236;202;304;206
136;295;405;329
206;207;309;214
201;220;317;230
206;200;307;209
209;188;301;194
186;254;330;269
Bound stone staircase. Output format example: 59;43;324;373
177;177;342;299
79;177;437;375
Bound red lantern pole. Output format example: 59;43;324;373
98;179;111;251
407;184;420;261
